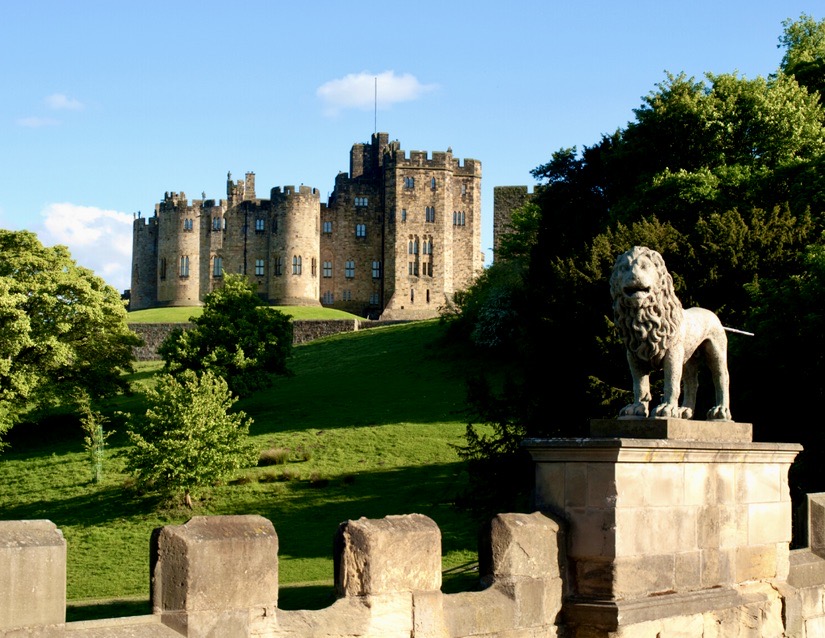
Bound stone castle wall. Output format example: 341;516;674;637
132;134;483;321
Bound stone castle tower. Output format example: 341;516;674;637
131;133;482;319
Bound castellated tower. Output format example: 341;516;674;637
267;186;321;305
130;134;482;319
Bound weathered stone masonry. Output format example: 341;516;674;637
131;134;483;320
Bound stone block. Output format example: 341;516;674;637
697;504;742;550
0;520;65;631
737;463;781;504
411;590;448;637
748;501;791;545
567;508;615;558
490;512;561;580
585;462;617;508
615;465;646;507
534;463;565;513
674;551;701;590
701;548;734;588
336;514;441;597
152;514;278;632
442;589;516;637
615;507;696;556
564;463;588;508
643;464;685;506
809;493;825;557
589;418;752;442
735;544;777;582
684;464;712;506
613;554;676;598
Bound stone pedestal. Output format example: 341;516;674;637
523;418;801;635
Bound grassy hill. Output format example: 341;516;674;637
0;320;487;618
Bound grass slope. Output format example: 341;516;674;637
0;320;484;616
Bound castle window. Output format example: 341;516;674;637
213;256;223;277
404;176;415;189
453;211;466;226
411;288;415;303
372;260;381;279
183;218;193;231
401;209;407;222
355;196;368;207
345;260;355;279
426;289;430;303
425;207;435;223
369;292;379;305
311;258;317;277
255;218;265;233
159;258;167;280
292;255;302;275
342;290;352;301
408;239;418;254
274;257;282;276
180;255;189;277
355;223;366;238
273;217;278;233
212;216;225;231
422;238;433;255
423;262;433;277
323;221;332;234
323;261;332;278
322;291;334;304
431;177;436;190
408;262;419;276
255;259;265;276
461;183;467;195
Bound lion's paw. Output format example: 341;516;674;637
679;407;693;420
619;402;648;418
707;405;732;421
654;403;682;418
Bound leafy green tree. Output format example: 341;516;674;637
0;230;139;443
125;370;256;504
448;14;825;513
779;13;825;98
159;274;293;397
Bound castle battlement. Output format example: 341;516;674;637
271;185;320;198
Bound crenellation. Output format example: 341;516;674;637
131;133;482;317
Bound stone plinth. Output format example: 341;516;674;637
151;515;278;637
523;419;801;635
0;520;65;633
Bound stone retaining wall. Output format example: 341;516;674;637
129;319;413;360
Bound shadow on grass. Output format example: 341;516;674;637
66;598;151;622
0;483;162;526
221;462;481;564
278;585;337;611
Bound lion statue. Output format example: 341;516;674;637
610;246;731;421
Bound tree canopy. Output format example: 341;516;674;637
0;230;139;443
159;274;293;397
450;14;825;513
125;370;256;502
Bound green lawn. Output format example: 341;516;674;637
127;305;361;323
0;320;487;616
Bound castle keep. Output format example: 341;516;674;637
131;133;483;319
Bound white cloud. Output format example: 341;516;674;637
39;203;134;293
317;71;437;116
16;116;60;128
45;93;84;111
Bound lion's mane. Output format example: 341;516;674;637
610;247;684;369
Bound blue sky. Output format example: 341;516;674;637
1;1;821;293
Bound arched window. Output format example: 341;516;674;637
292;255;302;275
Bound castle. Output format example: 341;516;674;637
131;133;483;319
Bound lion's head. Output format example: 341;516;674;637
610;246;684;368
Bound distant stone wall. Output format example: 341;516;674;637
129;319;414;360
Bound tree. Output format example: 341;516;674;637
124;370;256;504
0;230;139;443
159;274;293;397
447;15;825;514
